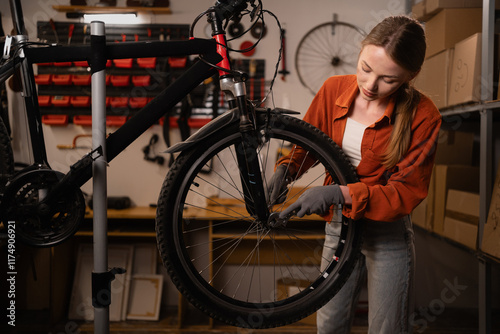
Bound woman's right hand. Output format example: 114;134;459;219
268;164;291;205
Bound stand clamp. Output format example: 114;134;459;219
92;267;126;308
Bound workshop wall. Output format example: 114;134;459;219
0;0;407;207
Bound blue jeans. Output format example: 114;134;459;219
317;216;415;334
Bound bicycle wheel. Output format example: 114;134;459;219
156;111;362;328
295;21;365;95
0;115;14;193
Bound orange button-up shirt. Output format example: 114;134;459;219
283;75;442;222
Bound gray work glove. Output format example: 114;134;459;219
279;185;344;218
268;164;291;205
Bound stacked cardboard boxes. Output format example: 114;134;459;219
443;189;480;249
411;130;480;250
412;2;484;108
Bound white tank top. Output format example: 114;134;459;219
342;117;368;167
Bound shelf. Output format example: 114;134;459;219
52;5;171;14
85;206;157;219
440;100;500;117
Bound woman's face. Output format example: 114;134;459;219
356;44;412;101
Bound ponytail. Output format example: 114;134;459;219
382;83;420;169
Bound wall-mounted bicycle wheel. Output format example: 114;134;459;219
295;21;365;95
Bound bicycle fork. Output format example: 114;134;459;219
220;77;269;222
211;12;269;222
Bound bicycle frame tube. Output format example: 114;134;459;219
9;0;26;35
3;37;216;178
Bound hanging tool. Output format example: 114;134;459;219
251;22;267;39
56;134;92;149
49;19;59;44
142;134;165;165
83;24;89;44
278;28;290;81
67;24;74;45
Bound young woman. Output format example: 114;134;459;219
272;16;442;333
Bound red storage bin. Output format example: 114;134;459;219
73;61;88;67
72;74;91;85
113;59;133;68
106;116;127;127
42;114;69;126
109;97;129;108
188;118;211;128
73;115;93;126
106;97;111;107
132;75;150;87
54;62;72;67
106;75;111;86
38;95;51;107
52;74;72;85
168;57;187;68
37;62;53;66
110;75;130;87
35;74;52;85
70;96;91;107
137;57;156;68
129;97;148;108
51;96;70;107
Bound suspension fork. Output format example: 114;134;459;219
211;13;269;222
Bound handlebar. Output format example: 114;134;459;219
213;0;254;21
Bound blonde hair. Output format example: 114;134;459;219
361;16;426;169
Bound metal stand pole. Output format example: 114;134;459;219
91;21;109;334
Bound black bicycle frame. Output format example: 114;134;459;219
5;0;270;222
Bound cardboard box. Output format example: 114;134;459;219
425;0;483;17
482;163;500;259
431;165;479;235
442;189;479;249
434;130;475;166
414;48;454;109
448;33;482;106
277;278;316;325
443;217;478;249
412;197;430;230
412;1;430;21
424;8;482;58
445;189;480;225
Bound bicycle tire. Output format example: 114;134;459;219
0;115;14;193
156;112;362;328
295;21;365;95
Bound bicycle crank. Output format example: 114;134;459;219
0;167;85;247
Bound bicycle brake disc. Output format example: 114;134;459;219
1;168;85;247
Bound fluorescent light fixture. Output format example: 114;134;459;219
83;13;139;24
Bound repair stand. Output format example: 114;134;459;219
90;21;124;334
